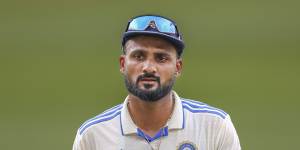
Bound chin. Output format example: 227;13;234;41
138;88;155;92
141;85;159;91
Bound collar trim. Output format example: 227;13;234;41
136;126;168;142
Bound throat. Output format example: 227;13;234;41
127;93;175;137
136;117;167;137
130;105;169;137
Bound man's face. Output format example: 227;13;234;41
120;36;182;102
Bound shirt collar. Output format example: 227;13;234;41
167;91;184;130
120;91;184;135
120;95;137;135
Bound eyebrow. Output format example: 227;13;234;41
129;48;171;55
154;52;171;57
129;49;146;55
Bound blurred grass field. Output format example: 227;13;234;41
0;0;299;149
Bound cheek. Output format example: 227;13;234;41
158;65;177;81
124;61;141;80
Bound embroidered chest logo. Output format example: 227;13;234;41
177;141;197;150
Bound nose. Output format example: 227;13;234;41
142;60;157;74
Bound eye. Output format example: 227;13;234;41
133;53;144;61
156;54;169;63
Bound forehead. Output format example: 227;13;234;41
124;36;177;55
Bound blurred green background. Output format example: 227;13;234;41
1;0;299;149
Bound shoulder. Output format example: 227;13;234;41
180;98;241;148
180;98;228;120
77;103;123;135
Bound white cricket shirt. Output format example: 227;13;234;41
73;92;241;150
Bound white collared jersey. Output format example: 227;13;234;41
73;92;241;150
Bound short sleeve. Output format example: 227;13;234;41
72;130;94;150
216;115;241;150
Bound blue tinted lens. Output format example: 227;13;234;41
128;16;176;34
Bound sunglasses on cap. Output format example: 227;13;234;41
125;15;181;38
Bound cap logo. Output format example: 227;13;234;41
148;20;157;29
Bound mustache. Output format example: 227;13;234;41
137;73;160;82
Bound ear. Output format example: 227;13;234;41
175;58;183;77
119;55;126;74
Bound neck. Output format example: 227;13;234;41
127;92;174;137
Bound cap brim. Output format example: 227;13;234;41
122;31;184;56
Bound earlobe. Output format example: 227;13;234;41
176;59;183;76
119;55;125;74
175;71;181;77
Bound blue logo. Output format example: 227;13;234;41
178;141;197;150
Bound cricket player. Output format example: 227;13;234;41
72;14;241;150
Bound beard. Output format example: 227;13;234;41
124;72;176;102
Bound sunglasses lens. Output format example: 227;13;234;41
128;16;177;34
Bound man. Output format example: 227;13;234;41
73;15;241;150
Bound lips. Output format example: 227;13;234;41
136;73;160;85
140;77;157;82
